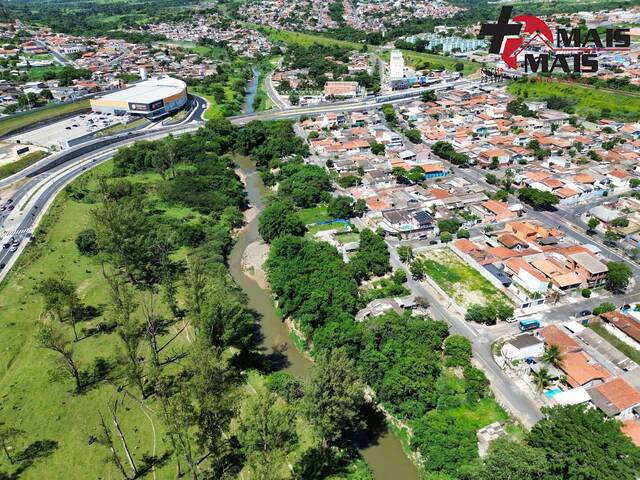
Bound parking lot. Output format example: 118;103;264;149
10;112;133;149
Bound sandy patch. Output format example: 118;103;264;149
244;205;259;225
241;240;269;289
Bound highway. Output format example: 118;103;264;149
264;60;288;110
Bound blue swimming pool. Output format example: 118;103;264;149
544;387;562;398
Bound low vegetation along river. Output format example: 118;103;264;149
228;154;421;480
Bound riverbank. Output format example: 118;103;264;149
229;153;422;480
241;239;269;289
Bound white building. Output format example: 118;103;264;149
501;333;544;362
389;50;404;80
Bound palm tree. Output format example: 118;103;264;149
543;345;563;369
531;367;553;391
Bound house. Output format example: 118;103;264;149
567;252;608;287
589;205;621;225
607;169;630;189
560;351;611;388
539;325;582;354
599;311;640;350
501;333;544;362
551;386;592;406
588;378;640;420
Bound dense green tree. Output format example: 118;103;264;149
473;438;550;480
437;219;461;234
593;302;616;315
349;229;390;282
405;128;422;144
196;273;254;351
463;365;488;403
432;141;469;165
370;141;385;156
358;311;448;419
259;201;307;242
277;161;331;208
421;90;437;102
305;349;367;448
327;196;355;219
412;411;478;476
444;335;472;367
518;187;559;210
266;235;359;338
527;405;640;479
587;217;600;232
606;261;632;291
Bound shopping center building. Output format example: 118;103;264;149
90;76;188;119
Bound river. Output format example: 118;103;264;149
243;66;260;115
228;154;421;480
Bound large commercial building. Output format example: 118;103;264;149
389;50;404;80
90;76;188;119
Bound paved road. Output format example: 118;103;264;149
264;59;288;110
36;40;75;67
230;79;472;124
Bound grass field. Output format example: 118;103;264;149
306;221;351;238
0;100;90;137
262;27;361;49
589;322;640;365
418;248;511;309
0;163;192;479
298;204;331;224
193;84;243;120
379;50;480;75
507;80;640;122
0;150;48;180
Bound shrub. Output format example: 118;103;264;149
75;228;99;256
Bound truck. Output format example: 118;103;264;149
518;319;541;332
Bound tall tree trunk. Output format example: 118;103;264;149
109;402;138;477
64;352;82;393
1;441;13;465
99;411;129;479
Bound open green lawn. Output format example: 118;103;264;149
0;150;48;180
305;221;351;238
589;322;640;365
262;27;361;49
193;84;243;120
379;50;480;75
0;163;192;479
0;100;90;137
298;204;331;224
507;80;640;122
335;232;360;244
418;248;511;309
